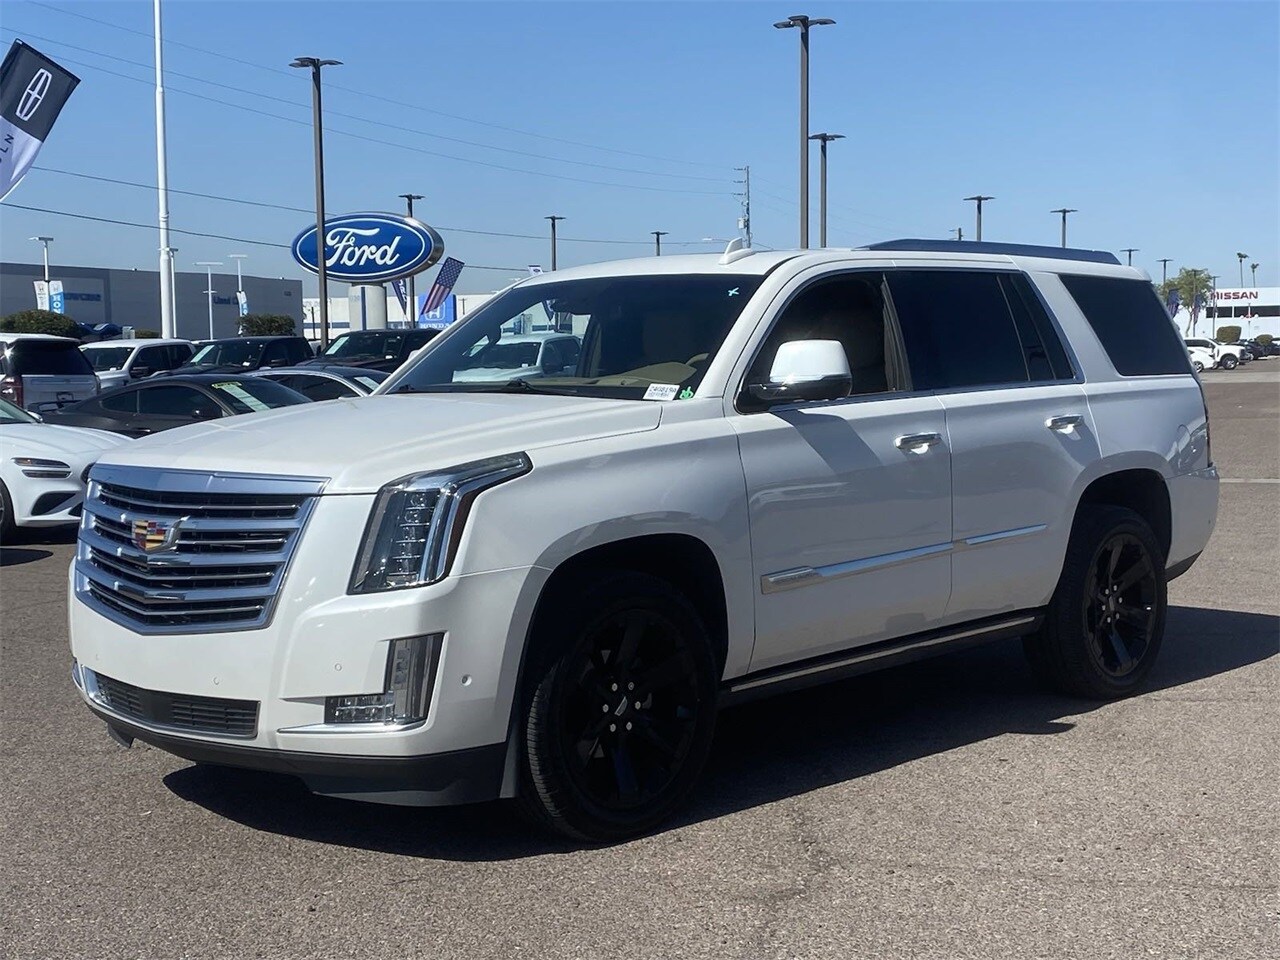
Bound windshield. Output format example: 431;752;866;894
83;347;134;371
383;274;763;399
207;379;310;414
185;341;265;367
323;332;400;359
0;396;37;424
10;341;95;376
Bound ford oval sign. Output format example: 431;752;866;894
290;212;444;284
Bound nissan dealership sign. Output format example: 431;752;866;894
291;213;444;284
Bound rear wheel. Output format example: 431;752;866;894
518;572;718;842
1191;359;1205;373
1024;506;1166;699
1220;355;1238;370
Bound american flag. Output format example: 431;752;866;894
421;258;465;316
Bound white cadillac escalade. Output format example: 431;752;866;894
69;240;1218;841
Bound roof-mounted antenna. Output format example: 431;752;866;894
719;237;752;265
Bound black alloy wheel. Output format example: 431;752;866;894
1023;506;1167;699
1082;532;1159;679
520;572;718;841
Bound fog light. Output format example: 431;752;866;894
323;633;442;725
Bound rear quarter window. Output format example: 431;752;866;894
1059;275;1192;376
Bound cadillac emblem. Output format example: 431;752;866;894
132;518;182;554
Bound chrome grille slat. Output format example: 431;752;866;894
75;466;326;634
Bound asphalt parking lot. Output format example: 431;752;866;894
2;367;1276;960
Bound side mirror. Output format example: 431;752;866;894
191;407;219;421
267;358;289;367
130;365;151;378
746;340;852;406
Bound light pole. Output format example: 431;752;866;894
154;0;175;338
1250;262;1259;287
1158;258;1172;284
291;55;342;350
949;227;963;242
169;247;179;332
1051;208;1077;247
29;236;53;282
399;193;424;321
808;132;844;248
1236;252;1248;287
1121;247;1138;266
963;196;993;241
545;215;566;270
651;231;668;256
197;261;221;340
1209;275;1219;329
228;253;246;326
774;14;836;249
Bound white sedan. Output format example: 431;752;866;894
0;398;130;542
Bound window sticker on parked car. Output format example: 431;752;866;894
211;382;270;412
642;383;679;401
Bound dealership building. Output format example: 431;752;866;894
1172;286;1280;337
0;261;303;339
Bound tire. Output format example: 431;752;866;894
1220;355;1238;370
0;480;17;545
518;571;719;842
1023;506;1167;699
1191;360;1204;373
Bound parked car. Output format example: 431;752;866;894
249;365;388;400
44;374;309;437
0;397;128;542
68;239;1217;841
451;332;582;382
1185;344;1217;373
303;329;439;373
0;333;99;414
1237;339;1269;361
1184;338;1242;370
81;338;194;390
159;336;314;376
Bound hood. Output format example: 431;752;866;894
95;393;662;493
2;422;130;464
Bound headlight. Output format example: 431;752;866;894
349;453;531;594
12;457;72;479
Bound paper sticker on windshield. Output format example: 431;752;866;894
211;382;269;412
643;384;679;401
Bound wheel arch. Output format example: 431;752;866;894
1071;466;1172;561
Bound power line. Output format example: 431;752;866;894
1;202;525;272
22;0;727;170
9;27;729;185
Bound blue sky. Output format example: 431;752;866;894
1;0;1277;295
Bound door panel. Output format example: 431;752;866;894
733;394;952;671
942;384;1100;620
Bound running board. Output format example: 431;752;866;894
721;610;1044;706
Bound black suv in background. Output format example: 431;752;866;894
160;336;314;376
303;328;438;373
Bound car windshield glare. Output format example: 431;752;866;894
324;332;400;359
384;274;763;399
84;347;134;371
208;378;310;414
0;396;37;423
188;341;265;367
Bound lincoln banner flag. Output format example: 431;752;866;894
0;40;80;201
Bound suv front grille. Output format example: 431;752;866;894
90;670;258;737
75;465;327;634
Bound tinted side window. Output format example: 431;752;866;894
286;339;311;364
137;385;216;417
99;390;138;414
10;341;95;376
1004;274;1074;381
1060;275;1191;376
291;375;353;401
887;271;1028;390
261;342;288;367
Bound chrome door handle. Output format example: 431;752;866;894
1046;415;1083;433
895;432;943;451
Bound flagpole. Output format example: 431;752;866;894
154;0;175;338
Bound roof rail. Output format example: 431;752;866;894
858;238;1121;266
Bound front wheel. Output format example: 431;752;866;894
1191;360;1205;373
0;480;17;545
518;572;719;842
1220;355;1238;370
1024;506;1167;699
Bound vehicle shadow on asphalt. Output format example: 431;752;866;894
0;547;54;567
164;604;1278;860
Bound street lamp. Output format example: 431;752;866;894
1236;252;1249;287
774;14;836;249
1250;262;1259;287
950;227;963;242
196;261;222;340
290;55;342;350
169;247;179;332
1051;208;1077;247
545;215;566;270
1158;258;1172;284
808;132;844;247
963;196;994;241
399;193;424;322
29;236;53;282
651;231;668;256
1121;247;1138;266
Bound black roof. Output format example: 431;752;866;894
859;239;1122;265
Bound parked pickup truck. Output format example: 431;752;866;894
69;239;1218;841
